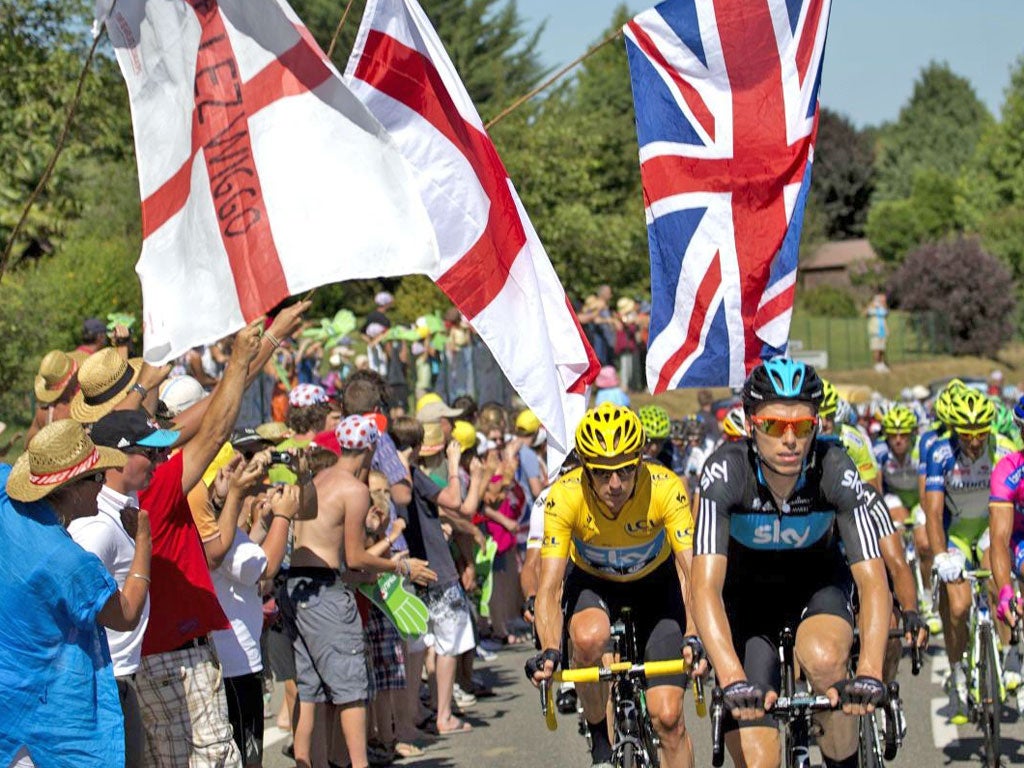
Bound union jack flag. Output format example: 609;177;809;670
625;0;831;391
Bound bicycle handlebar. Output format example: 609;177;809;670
554;658;688;684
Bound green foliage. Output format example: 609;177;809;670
958;57;1024;280
865;168;959;262
810;109;875;239
873;62;991;202
795;284;860;318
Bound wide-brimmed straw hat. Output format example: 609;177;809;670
7;419;126;502
34;350;82;405
420;422;446;456
70;348;143;423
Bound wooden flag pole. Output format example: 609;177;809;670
327;0;358;60
0;24;109;282
484;28;623;131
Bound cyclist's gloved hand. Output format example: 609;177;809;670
934;549;966;583
524;648;560;685
996;584;1023;625
902;609;928;644
722;680;765;718
681;635;706;674
833;675;886;712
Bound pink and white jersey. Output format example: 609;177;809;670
989;451;1024;543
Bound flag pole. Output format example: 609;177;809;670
0;22;109;282
484;28;623;131
327;0;358;60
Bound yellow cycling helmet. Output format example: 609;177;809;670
818;380;839;419
881;404;917;434
946;389;995;429
722;406;746;439
575;403;645;469
638;405;671;440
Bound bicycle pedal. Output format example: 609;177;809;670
808;722;824;739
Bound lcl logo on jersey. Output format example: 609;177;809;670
624;519;653;537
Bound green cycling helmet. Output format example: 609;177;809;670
638;405;671;440
993;399;1015;437
818;380;839;419
946;389;995;429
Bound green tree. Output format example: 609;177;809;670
865;168;959;262
873;62;991;202
958;57;1024;280
809;108;874;239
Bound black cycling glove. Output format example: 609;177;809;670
835;675;886;708
524;648;561;681
722;680;765;713
902;610;927;639
682;635;705;666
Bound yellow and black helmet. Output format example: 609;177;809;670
575;403;645;469
946;389;995;429
818;379;839;419
881;404;918;434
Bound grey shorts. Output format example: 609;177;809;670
287;568;368;705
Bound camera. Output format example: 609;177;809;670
269;451;294;467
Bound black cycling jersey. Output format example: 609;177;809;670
694;438;886;593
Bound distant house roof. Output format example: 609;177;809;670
802;239;878;270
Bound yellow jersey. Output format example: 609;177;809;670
541;463;695;582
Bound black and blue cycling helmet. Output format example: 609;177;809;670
742;358;824;412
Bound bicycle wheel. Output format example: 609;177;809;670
618;740;636;768
857;713;883;768
979;624;1002;767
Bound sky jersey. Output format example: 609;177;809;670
694;439;885;594
924;434;1015;521
873;438;921;510
988;451;1024;545
541;464;694;582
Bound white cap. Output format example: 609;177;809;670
158;375;208;417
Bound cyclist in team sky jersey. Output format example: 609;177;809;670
987;395;1024;691
923;388;1017;722
873;405;941;634
692;359;892;768
529;404;704;768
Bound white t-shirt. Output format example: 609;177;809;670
67;485;149;676
211;528;268;678
526;487;550;551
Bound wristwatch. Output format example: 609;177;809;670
130;383;149;399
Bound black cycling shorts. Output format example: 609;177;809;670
561;557;687;688
723;581;854;733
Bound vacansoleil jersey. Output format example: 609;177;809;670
873;438;921;510
541;463;694;582
693;440;885;591
924;434;1015;520
837;423;879;484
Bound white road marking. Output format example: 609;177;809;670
263;726;290;748
930;697;960;749
931;653;949;687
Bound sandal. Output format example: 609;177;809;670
395;742;425;758
437;716;473;735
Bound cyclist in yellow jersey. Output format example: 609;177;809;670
528;404;703;768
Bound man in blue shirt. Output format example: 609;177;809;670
1;419;151;768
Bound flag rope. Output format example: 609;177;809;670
484;28;622;130
0;15;112;282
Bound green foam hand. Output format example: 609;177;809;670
474;537;499;618
358;571;429;640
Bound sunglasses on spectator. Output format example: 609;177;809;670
749;415;818;439
588;463;639;482
124;446;169;461
955;426;990;440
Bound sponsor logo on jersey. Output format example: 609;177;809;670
841;469;873;504
573;531;666;575
700;460;729;491
730;512;834;551
624;518;653;537
543;535;558;547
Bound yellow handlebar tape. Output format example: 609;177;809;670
554;658;688;684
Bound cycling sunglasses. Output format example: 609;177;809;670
587;462;640;482
954;426;990;439
886;431;913;438
749;415;818;439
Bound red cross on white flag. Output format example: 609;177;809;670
345;0;599;461
98;0;439;363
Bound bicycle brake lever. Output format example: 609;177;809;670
694;673;707;718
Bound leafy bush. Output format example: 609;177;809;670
888;236;1016;356
796;284;860;318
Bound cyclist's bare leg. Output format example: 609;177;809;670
939;580;971;664
795;614;855;761
980;547;1011;647
569;607;613;725
646;685;692;768
724;727;780;768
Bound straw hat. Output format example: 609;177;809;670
7;419;126;502
34;350;81;404
70;348;143;423
420;422;446;456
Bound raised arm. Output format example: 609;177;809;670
97;510;152;632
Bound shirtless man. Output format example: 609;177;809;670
287;414;435;768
